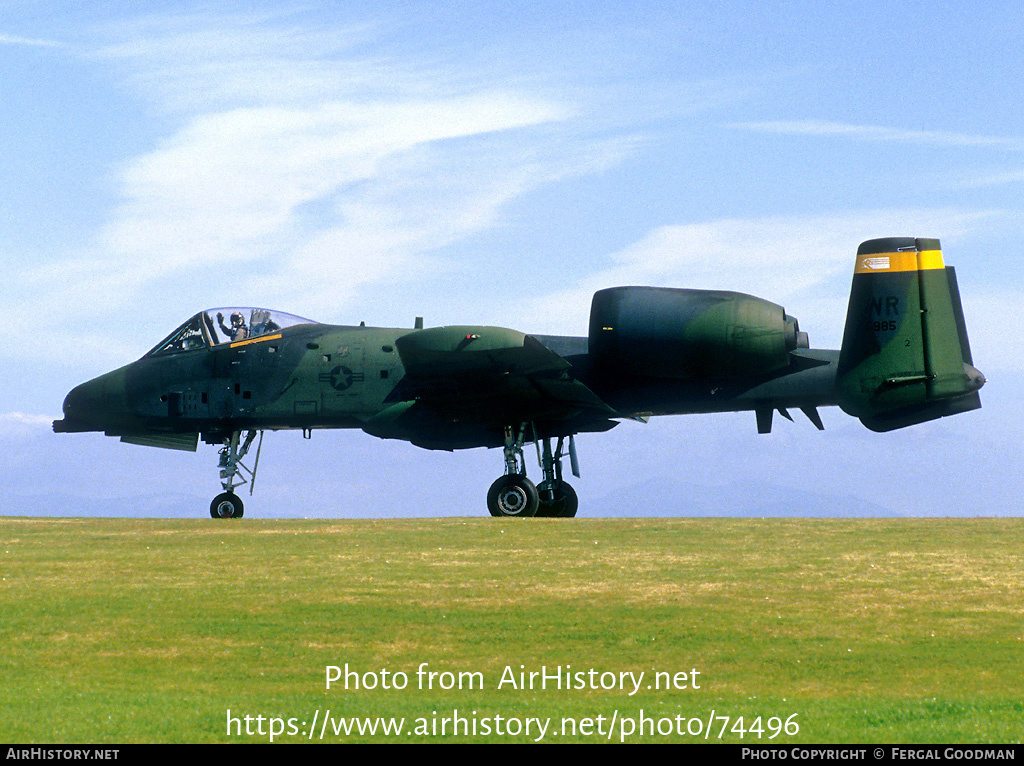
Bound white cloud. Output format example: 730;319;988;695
4;10;622;362
730;120;1024;152
0;33;64;48
0;412;57;437
100;93;571;271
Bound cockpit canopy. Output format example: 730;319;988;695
147;308;318;356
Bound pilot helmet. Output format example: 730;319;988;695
230;311;245;326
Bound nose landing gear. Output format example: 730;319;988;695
208;430;262;519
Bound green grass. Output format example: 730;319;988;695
1;517;1021;743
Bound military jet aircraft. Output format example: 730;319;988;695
54;238;985;519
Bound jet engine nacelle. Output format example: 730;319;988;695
588;286;807;380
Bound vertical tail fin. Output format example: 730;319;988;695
836;237;985;432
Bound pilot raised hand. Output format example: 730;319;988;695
218;311;249;342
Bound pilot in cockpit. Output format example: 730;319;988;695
218;311;249;342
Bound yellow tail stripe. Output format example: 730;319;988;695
917;249;945;270
855;250;945;274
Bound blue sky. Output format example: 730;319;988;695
2;1;1021;517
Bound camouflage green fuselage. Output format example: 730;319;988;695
58;319;840;451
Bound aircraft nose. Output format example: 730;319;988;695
62;381;97;420
53;369;130;433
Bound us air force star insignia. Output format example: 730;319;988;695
319;366;364;391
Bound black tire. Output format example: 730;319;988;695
210;492;244;519
536;480;579;518
487;475;539;517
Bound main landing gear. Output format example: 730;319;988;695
486;425;579;518
209;430;263;519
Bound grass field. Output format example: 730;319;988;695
1;517;1021;743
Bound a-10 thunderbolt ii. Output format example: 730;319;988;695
54;237;985;519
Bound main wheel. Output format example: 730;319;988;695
487;475;539;517
210;492;244;519
536;480;579;518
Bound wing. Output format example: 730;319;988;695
362;326;618;449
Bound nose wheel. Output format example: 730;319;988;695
210;491;244;519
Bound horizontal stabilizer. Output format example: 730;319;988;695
859;392;981;432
